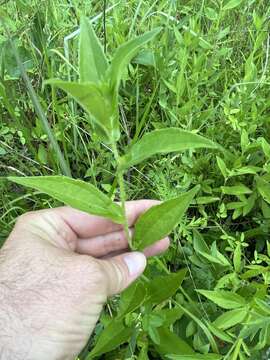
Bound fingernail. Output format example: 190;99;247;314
124;252;146;277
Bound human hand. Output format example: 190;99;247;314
0;201;169;360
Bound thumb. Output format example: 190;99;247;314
97;252;147;296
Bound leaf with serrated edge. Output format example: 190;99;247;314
8;176;123;223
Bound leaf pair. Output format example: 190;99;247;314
46;17;161;142
8;175;200;251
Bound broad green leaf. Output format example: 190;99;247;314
88;319;132;359
108;28;161;91
261;138;270;159
132;49;156;67
213;308;248;330
79;16;108;83
257;177;270;204
133;186;200;250
193;230;210;254
223;0;243;11
45;80;119;142
167;353;222;360
146;269;187;304
221;184;252;196
154;308;184;327
154;327;193;356
8;176;123;223
118;281;146;317
198;290;246;309
121;128;218;169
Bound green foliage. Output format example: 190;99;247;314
1;0;270;359
133;186;200;250
121;129;218;169
79;17;108;83
8;176;123;223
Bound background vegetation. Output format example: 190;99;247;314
0;0;270;359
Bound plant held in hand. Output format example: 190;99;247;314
8;17;219;358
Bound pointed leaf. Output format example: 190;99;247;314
223;0;243;11
133;186;200;250
109;28;161;91
120;129;218;170
213;308;248;330
79;17;108;83
118;281;146;317
154;308;184;327
146;269;187;304
45;80;119;142
257;177;270;204
88;319;132;359
221;184;252;196
216;156;228;178
198;290;246;310
154;327;193;356
8;176;123;223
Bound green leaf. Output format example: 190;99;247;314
133;186;200;250
233;243;242;273
154;327;194;356
193;230;210;254
88;319;132;359
223;0;243;11
108;28;161;92
207;322;234;343
154;308;184;327
8;176;123;223
257;177;270;204
221;184;252;196
198;290;246;310
167;351;221;360
213;308;248;330
45;80;119;142
79;16;108;83
118;281;146;317
121;128;218;169
146;269;187;304
261;138;270;159
230;166;261;177
216;156;228;178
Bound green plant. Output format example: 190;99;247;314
2;1;270;358
7;16;220;358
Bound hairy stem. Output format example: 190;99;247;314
111;142;132;249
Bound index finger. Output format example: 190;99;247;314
56;200;159;239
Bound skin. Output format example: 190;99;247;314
0;201;169;360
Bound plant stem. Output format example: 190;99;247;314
111;142;132;249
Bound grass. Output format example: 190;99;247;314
1;0;270;358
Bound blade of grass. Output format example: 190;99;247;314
1;16;71;177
